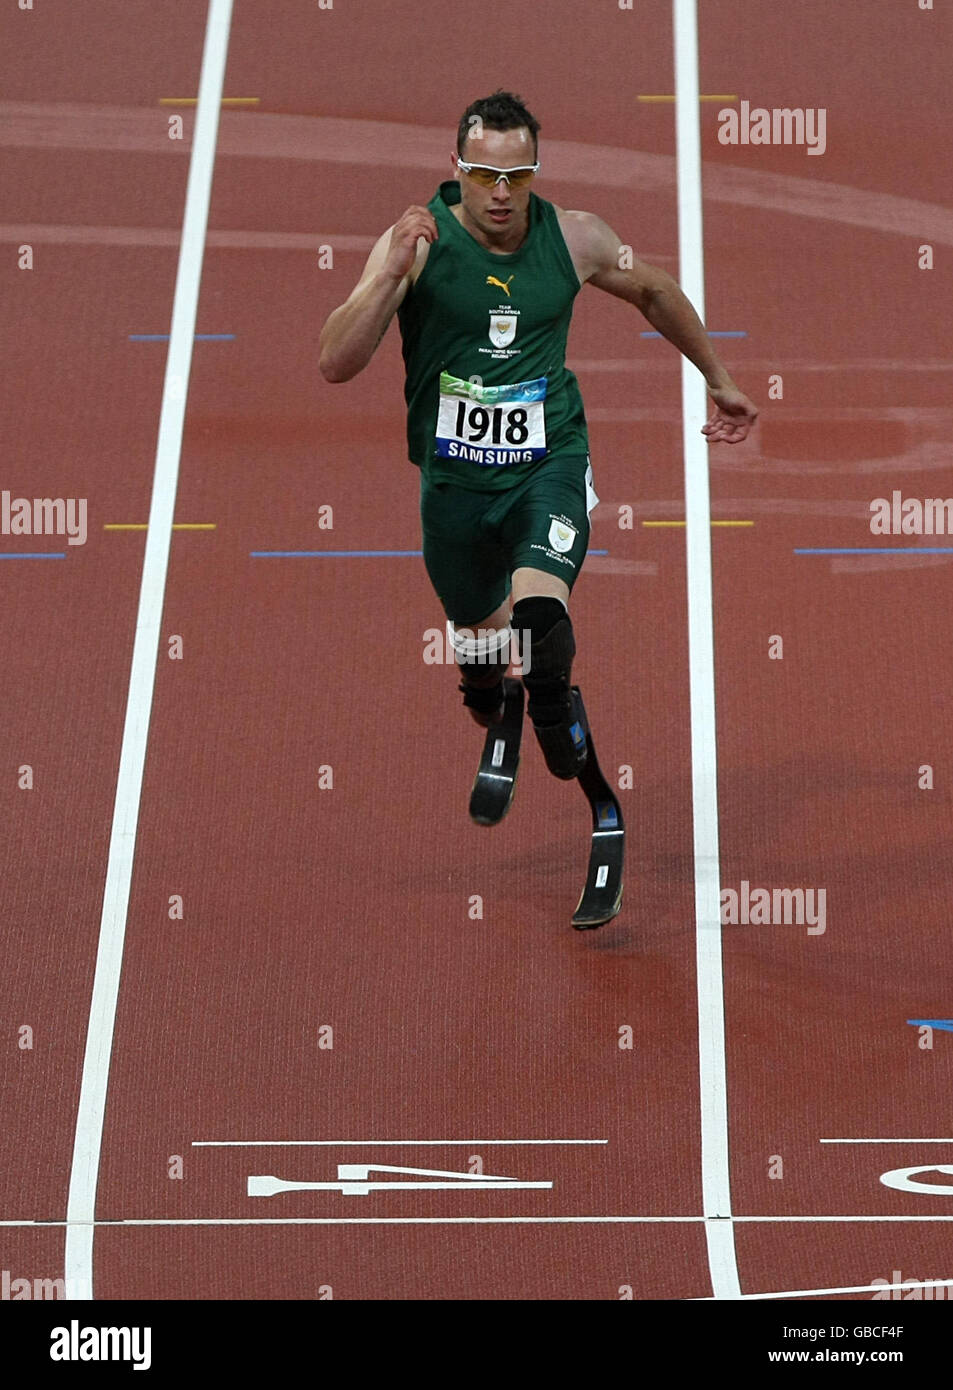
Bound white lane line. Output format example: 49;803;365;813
672;0;739;1301
15;1217;704;1228
13;1214;953;1228
192;1139;608;1147
63;0;234;1301
821;1138;953;1144
695;1277;953;1302
733;1215;953;1221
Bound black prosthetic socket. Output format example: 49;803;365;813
458;676;506;715
512;596;587;779
513;596;574;726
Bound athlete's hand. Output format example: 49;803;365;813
702;384;759;444
382;206;438;282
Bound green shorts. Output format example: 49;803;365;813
419;453;599;625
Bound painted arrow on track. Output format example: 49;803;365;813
248;1163;553;1197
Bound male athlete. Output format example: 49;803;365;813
319;92;756;917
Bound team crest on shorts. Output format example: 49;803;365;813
489;313;518;348
548;517;577;553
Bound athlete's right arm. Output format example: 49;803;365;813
318;206;437;383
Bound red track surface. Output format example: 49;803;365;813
2;0;953;1303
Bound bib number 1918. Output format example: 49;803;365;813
454;400;529;446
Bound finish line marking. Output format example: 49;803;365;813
64;0;234;1303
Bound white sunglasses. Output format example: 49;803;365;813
457;159;540;188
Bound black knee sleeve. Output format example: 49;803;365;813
512;596;575;728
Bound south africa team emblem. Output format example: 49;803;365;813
548;518;577;553
488;313;518;348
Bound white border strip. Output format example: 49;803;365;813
64;0;234;1301
673;0;739;1300
192;1138;608;1147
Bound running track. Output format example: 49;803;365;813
2;0;953;1302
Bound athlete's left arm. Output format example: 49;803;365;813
560;210;758;444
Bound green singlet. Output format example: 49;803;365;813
397;181;589;492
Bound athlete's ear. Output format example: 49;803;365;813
450;150;461;177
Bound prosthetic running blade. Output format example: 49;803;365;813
469;677;525;827
571;689;625;929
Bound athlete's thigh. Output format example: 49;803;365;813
511;567;570;605
501;453;595;593
420;477;510;626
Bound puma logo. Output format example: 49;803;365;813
486;274;514;297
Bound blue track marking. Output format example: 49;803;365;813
0;552;66;559
250;549;611;558
640;330;747;338
796;548;953;556
907;1020;953;1033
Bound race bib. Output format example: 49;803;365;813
435;372;547;467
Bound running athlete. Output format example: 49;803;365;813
319;92;757;875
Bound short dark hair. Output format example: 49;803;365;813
456;90;541;159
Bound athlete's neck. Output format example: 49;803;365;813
451;203;529;255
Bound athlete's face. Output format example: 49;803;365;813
453;126;537;248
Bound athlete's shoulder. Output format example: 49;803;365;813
406;185;452;286
551;208;619;284
554;208;615;251
407;235;434;287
